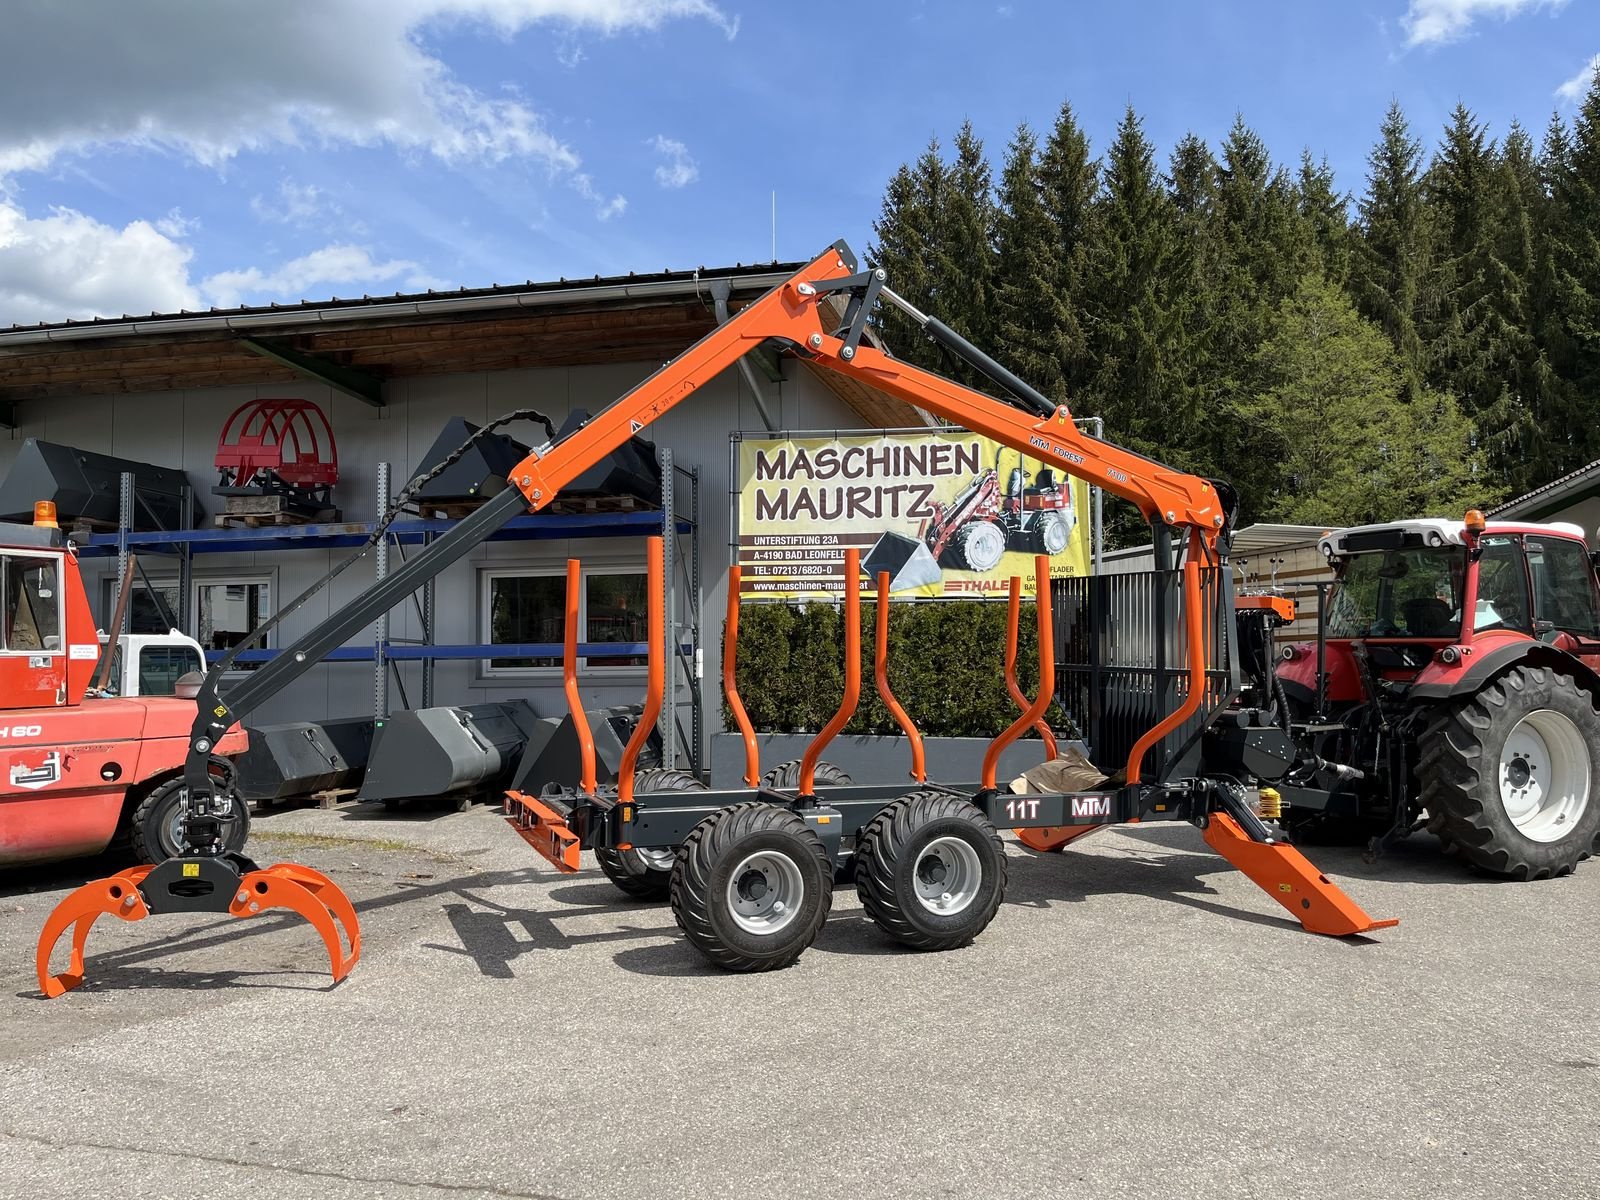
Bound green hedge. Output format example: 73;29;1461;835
725;600;1070;739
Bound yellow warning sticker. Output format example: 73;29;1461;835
182;863;200;877
1278;883;1293;893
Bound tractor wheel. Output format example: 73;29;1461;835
1418;666;1600;879
854;790;1007;950
759;759;852;792
670;802;832;972
1030;510;1073;555
128;772;252;862
595;767;704;900
943;520;1006;573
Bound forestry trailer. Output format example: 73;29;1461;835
1265;516;1600;878
37;239;1397;996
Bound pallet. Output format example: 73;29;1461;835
310;787;360;811
414;493;655;520
214;494;340;528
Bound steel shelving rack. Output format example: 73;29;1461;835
72;451;704;774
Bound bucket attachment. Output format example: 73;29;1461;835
1203;812;1398;937
863;531;942;593
36;855;361;998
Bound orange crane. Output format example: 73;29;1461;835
38;240;1394;991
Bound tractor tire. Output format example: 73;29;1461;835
1418;665;1600;880
943;520;1006;573
759;759;853;792
128;772;252;863
670;802;833;972
1030;510;1073;555
854;790;1007;950
595;767;704;900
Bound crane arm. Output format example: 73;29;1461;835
506;240;1228;536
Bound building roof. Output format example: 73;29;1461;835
1490;458;1600;522
0;260;925;428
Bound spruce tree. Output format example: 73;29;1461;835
1352;101;1434;397
1037;101;1099;397
1297;150;1353;283
933;120;998;379
1549;75;1600;470
869;139;947;376
993;121;1070;401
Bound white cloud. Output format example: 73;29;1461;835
0;194;434;324
0;198;199;324
0;1;735;199
200;245;424;308
649;135;699;189
1402;0;1568;47
1557;54;1600;103
250;181;333;225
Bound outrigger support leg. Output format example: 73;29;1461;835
35;856;361;999
1202;791;1398;937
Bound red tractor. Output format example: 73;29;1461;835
923;450;1075;572
1261;511;1600;878
0;504;249;868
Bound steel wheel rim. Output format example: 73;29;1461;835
912;835;983;916
726;851;805;935
165;790;238;854
633;847;676;873
1498;708;1590;843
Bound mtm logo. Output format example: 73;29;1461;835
1070;795;1111;819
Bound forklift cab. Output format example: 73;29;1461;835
0;537;68;707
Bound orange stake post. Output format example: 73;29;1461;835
617;537;665;805
1004;574;1059;761
798;548;862;795
874;571;926;782
1123;531;1208;785
724;566;760;787
982;556;1055;791
562;558;597;795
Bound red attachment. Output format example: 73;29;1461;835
214;399;339;487
874;570;925;782
1004;574;1059;762
504;790;583;873
617;537;665;805
724;566;761;787
982;556;1054;791
36;861;360;998
799;548;862;795
562;559;597;795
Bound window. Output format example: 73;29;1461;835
3;554;62;653
139;645;205;695
482;568;648;674
1474;536;1532;634
1528;537;1600;639
1325;547;1465;639
104;575;273;652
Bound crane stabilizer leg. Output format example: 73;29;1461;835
36;857;361;998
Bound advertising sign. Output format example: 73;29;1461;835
734;430;1091;600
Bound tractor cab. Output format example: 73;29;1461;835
0;505;100;710
1280;515;1600;708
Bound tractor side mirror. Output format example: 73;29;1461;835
174;671;204;700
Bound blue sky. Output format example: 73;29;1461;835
1;0;1596;327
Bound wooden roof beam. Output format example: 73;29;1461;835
238;336;385;407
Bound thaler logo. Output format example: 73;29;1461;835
0;725;44;739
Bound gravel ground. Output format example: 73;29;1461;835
1;799;1596;1200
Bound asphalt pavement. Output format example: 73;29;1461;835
1;800;1596;1200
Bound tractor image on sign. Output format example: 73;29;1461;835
923;449;1077;572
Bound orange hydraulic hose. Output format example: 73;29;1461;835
724;565;760;787
1124;530;1207;786
618;537;665;805
874;571;926;782
798;548;862;795
562;559;598;795
981;556;1054;790
1004;574;1059;761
